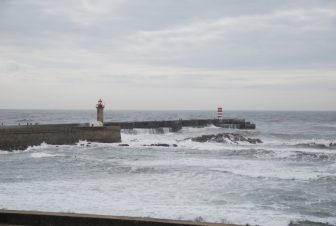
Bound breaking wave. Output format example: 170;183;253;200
30;152;59;158
293;142;336;150
122;128;172;135
264;138;336;150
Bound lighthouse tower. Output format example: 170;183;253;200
96;98;105;124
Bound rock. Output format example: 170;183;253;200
247;138;262;144
191;133;262;144
118;144;130;146
143;143;176;147
150;143;170;147
191;134;215;143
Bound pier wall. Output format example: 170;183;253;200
0;126;121;151
0;210;239;226
106;119;255;131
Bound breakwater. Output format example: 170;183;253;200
0;118;254;151
106;118;256;132
0;125;121;151
0;210;239;226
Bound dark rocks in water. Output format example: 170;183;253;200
191;133;262;144
247;138;263;144
143;143;178;147
118;144;130;147
150;143;170;147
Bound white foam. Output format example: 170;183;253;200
121;130;178;148
30;152;58;158
263;137;336;148
25;142;51;151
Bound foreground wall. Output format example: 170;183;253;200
0;125;121;151
0;210;239;226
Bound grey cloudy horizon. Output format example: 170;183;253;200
0;0;335;110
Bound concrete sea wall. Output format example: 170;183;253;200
106;119;256;131
0;125;121;151
0;210;240;226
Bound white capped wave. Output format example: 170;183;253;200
121;130;178;147
30;152;58;158
25;142;51;151
263;138;336;149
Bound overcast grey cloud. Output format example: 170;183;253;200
0;0;335;110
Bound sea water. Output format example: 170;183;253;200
0;110;335;226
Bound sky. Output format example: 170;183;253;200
0;0;335;110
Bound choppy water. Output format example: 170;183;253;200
0;110;336;226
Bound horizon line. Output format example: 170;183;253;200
0;108;335;112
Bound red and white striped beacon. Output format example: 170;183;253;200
217;107;223;120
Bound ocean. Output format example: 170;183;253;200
0;110;335;226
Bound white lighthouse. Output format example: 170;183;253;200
96;98;105;124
